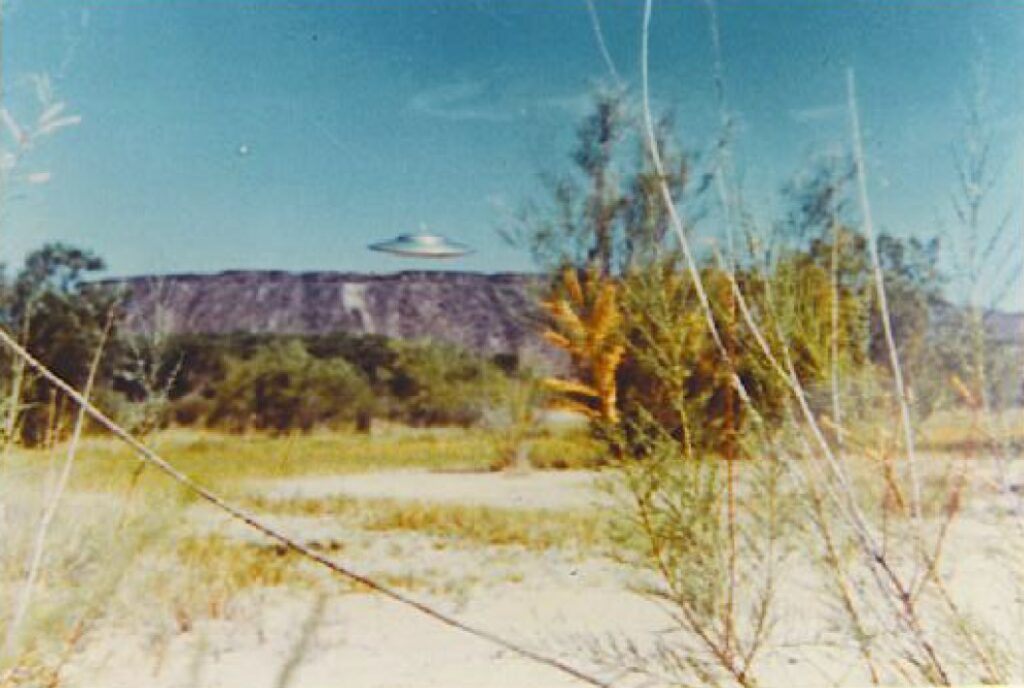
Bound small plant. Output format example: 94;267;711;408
541;265;625;426
483;373;548;471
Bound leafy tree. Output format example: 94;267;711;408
871;233;945;414
387;340;502;426
2;243;117;445
110;331;511;432
511;94;705;449
504;91;693;277
303;332;398;387
517;99;952;460
208;340;373;434
778;159;946;416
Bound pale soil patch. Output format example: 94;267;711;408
62;471;661;688
21;459;1024;687
63;587;662;688
46;470;652;688
259;469;611;511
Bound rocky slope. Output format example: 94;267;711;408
105;270;1024;368
108;270;552;360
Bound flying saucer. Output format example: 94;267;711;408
368;233;473;259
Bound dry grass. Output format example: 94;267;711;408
7;407;1017;688
3;416;1020;687
2;427;605;499
243;493;613;552
0;485;179;686
161;536;321;633
918;408;1024;453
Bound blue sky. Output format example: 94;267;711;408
2;1;1022;307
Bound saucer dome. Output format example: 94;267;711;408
368;233;473;258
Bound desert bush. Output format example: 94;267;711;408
385;340;504;426
528;98;915;456
481;374;548;470
207;340;374;434
142;332;512;432
168;393;214;427
541;265;625;427
514;12;1024;680
107;331;514;432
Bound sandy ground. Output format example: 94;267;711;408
64;586;667;688
36;457;1024;687
260;469;610;510
61;469;656;688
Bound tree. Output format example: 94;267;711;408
208;340;373;434
779;159;947;417
386;340;502;426
504;91;693;277
510;93;701;441
2;243;117;445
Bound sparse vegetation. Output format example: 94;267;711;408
2;3;1022;687
1;427;603;494
503;5;1024;683
243;493;613;552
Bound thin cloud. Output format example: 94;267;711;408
408;81;516;123
789;103;844;124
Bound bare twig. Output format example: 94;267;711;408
846;69;922;520
583;0;623;88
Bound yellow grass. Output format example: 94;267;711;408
3;427;606;499
918;408;1024;452
243;493;613;551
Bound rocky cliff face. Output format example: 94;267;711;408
105;270;1024;371
108;270;552;360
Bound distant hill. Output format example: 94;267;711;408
981;308;1024;346
105;270;555;362
930;301;1024;346
103;269;1024;365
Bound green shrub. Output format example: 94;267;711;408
386;340;504;426
207;340;374;434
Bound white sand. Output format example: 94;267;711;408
64;587;664;688
48;459;1024;687
260;469;610;511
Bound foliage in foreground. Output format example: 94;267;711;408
522;89;1024;686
